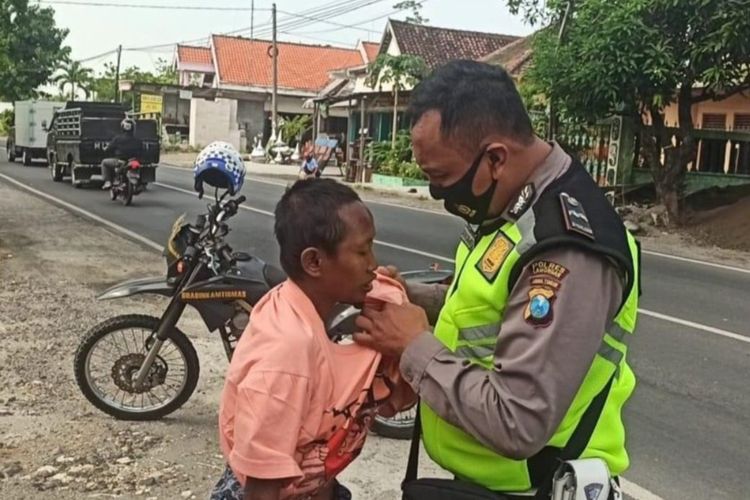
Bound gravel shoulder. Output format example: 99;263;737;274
0;181;446;500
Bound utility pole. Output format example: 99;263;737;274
271;3;278;137
114;45;123;103
251;0;255;39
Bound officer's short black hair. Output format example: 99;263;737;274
274;178;365;280
407;60;535;149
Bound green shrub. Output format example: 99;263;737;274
0;109;13;136
366;130;422;178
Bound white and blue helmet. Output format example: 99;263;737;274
193;141;246;196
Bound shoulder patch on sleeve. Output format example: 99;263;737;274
560;192;594;239
523;259;569;328
530;260;569;280
476;231;514;283
524;287;555;327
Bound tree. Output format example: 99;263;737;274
512;0;750;222
0;0;70;101
394;0;428;25
54;59;94;100
366;54;427;147
89;58;177;102
279;114;312;147
153;58;177;85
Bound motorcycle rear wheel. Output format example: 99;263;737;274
74;314;199;420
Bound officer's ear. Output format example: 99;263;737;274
485;143;508;180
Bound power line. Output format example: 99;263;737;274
76;48;119;63
293;5;416;35
276;8;381;34
123;0;367;51
76;0;392;63
277;31;353;47
38;0;270;11
267;0;386;34
126;0;386;51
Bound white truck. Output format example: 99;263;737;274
6;100;64;166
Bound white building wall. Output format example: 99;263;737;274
189;98;242;150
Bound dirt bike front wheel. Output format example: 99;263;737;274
73;314;199;420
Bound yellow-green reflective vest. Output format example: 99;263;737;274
420;161;641;493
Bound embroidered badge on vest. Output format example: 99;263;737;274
560;192;594;239
476;231;514;283
508;183;536;219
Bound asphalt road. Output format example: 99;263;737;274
2;159;749;500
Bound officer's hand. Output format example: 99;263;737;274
376;265;408;290
354;302;429;357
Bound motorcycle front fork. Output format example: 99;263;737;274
133;298;186;387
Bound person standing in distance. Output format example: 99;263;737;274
354;60;641;497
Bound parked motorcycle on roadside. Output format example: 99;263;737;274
110;158;146;206
74;188;451;438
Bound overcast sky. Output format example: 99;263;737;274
41;0;533;75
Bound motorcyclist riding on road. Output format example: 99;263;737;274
102;118;143;190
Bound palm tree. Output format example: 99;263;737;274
366;54;426;148
54;60;94;101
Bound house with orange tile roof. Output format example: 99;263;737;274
176;45;215;88
313;19;520;167
172;35;373;151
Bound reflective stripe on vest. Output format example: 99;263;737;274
420;219;640;493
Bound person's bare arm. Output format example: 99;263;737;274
243;478;284;500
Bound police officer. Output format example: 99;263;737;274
354;60;640;496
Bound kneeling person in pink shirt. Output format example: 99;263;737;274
212;179;417;500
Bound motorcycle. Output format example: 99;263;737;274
110;158;145;206
74;190;451;438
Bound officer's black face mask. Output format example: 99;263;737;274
429;147;498;224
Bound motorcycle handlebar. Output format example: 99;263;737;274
220;245;233;264
223;195;247;219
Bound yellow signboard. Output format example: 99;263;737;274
140;94;163;114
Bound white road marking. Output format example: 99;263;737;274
155;180;750;341
160;163;448;216
640;250;750;275
0;173;162;252
159;163;750;274
3;171;746;348
639;308;750;343
0;170;669;500
620;478;665;500
153;182;455;263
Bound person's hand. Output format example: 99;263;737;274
376;265;408;290
353;302;429;357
